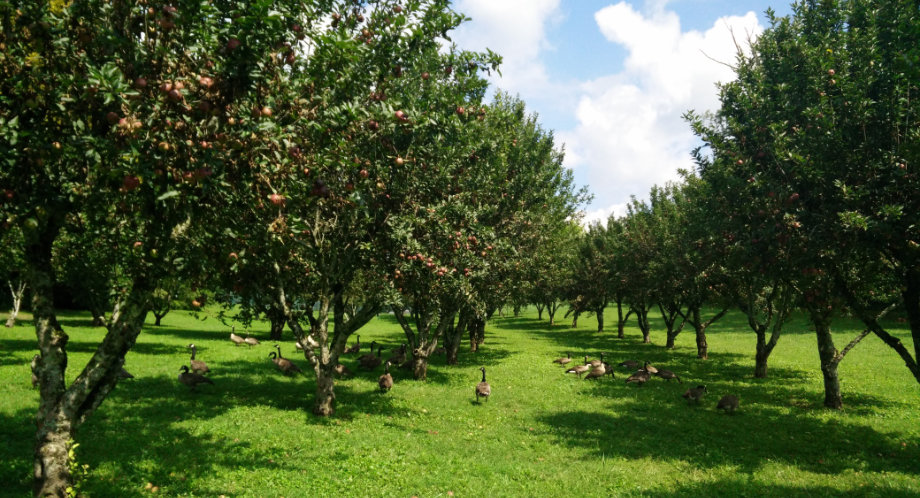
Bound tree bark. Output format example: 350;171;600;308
444;311;470;365
659;302;686;349
810;309;842;409
616;298;625;338
535;303;544;320
6;279;26;328
314;367;336;416
267;306;285;341
678;305;728;359
631;303;651;343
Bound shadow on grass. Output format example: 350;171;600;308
0;407;34;493
640;479;920;498
535;380;919;480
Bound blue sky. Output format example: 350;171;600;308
452;0;793;223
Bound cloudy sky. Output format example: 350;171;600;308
451;0;792;224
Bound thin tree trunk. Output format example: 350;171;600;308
267;307;285;341
444;311;470;365
546;300;557;326
616;298;625;338
810;309;842;409
535;303;544;320
678;305;728;359
660;302;686;349
152;309;168;326
6;279;26;328
513;304;520;317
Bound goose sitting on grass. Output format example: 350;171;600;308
178;365;214;390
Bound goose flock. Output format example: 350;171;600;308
556;352;739;413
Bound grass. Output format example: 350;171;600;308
1;306;919;497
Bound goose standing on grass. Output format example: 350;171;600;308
683;385;708;404
553;352;573;366
269;351;303;375
618;359;639;370
642;361;658;375
244;334;260;347
178;365;214;390
584;361;607;380
475;367;491;403
344;335;362;354
566;356;591;378
625;369;651;386
187;344;210;375
655;369;681;383
230;326;246;346
357;341;378;364
717;394;739;414
588;352;606;368
378;361;394;392
360;346;384;370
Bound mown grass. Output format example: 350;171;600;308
1;307;919;497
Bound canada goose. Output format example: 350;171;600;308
269;351;303;375
30;354;40;388
360;346;384;370
683;385;708;404
178;365;214;390
618;359;639;370
603;360;615;378
642;361;658;375
230;326;246;346
584;362;607;380
717;394;739;414
378;361;394;392
625;369;651;386
334;363;353;377
344;335;361;354
553;352;573;366
244;335;260;347
356;341;378;364
187;343;210;375
475;367;491;403
387;344;407;365
588;352;606;368
654;369;681;383
566;356;591;378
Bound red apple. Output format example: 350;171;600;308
269;193;284;205
226;38;241;51
198;76;214;88
133;241;143;249
229;252;238;260
134;77;148;89
261;106;272;117
367;120;379;131
123;175;140;191
395;157;404;166
395;110;407;121
456;106;465;115
106;111;120;124
421;72;430;80
359;169;369;179
828;69;835;75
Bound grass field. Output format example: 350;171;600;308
1;307;919;497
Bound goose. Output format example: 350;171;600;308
683;385;708;404
566;356;591;378
475;367;491;403
717;394;739;413
642;361;658;375
378;361;394;392
654;369;681;383
356;341;378;364
625;369;651;386
244;335;260;347
178;365;214;390
618;359;639;370
588;352;606;368
360;346;384;370
187;343;210;375
344;335;362;354
553;352;573;366
334;363;353;377
230;326;246;346
269;351;303;375
584;362;607;380
386;344;407;365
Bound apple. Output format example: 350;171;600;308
367;120;379;131
828;69;835;75
394;110;407;122
345;182;354;192
359;169;369;178
191;299;202;308
134;77;147;89
269;193;284;205
394;4;403;13
261;106;272;117
229;252;238;260
395;157;404;166
226;38;241;51
198;76;214;88
159;81;173;93
123;175;140;191
133;241;143;249
456;106;465;115
168;88;182;101
421;72;429;80
789;193;800;202
158;141;170;151
106;111;120;124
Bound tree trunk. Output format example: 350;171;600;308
412;354;429;380
754;342;769;378
660;303;685;349
268;307;285;341
570;311;579;328
695;326;708;359
444;311;470;365
632;304;651;343
152;310;166;326
313;368;336;416
546;301;557;326
596;306;604;332
616;299;625;338
89;308;106;327
811;311;842;409
6;279;26;328
513;304;520;317
33;416;74;498
535;303;544;320
468;317;485;352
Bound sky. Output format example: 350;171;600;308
450;0;793;225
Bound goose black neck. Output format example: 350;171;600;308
269;352;277;359
481;368;486;382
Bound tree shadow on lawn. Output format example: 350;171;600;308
0;407;35;495
640;479;920;498
536;380;919;481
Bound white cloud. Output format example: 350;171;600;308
580;202;629;227
561;2;763;208
452;0;563;98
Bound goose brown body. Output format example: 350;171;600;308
625;369;651;386
655;369;681;383
475;367;491;402
178;365;214;390
683;385;708;403
269;351;303;375
378;361;394;392
553;352;573;366
717;394;739;413
188;343;210;375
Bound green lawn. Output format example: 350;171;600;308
1;307;919;497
